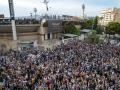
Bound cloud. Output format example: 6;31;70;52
0;0;120;17
0;0;8;5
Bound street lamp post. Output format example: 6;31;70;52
30;13;33;20
8;0;17;41
34;8;37;20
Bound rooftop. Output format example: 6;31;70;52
80;29;91;33
62;34;78;38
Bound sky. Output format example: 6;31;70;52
0;0;120;17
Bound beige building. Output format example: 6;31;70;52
99;7;120;26
0;19;63;50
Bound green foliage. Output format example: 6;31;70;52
96;25;104;34
93;16;104;34
81;16;98;30
81;19;93;29
116;23;120;34
87;30;102;44
64;22;80;35
106;22;120;35
93;16;98;30
81;16;104;34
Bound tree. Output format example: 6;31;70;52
93;16;98;30
64;22;80;35
96;25;104;34
81;19;93;29
81;17;104;34
87;30;102;44
93;16;104;34
116;23;120;34
81;17;98;29
106;22;120;35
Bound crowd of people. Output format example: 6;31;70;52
0;40;120;90
0;18;41;25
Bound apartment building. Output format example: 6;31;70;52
99;7;120;26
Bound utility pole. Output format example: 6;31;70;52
8;0;17;40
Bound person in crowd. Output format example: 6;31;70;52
0;39;120;90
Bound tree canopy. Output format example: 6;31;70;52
87;30;102;44
93;16;98;30
81;16;103;34
81;18;93;29
106;22;120;35
64;22;80;35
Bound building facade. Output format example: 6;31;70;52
0;14;4;19
0;19;63;49
0;15;80;50
99;7;120;26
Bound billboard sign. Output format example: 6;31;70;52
48;20;63;33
